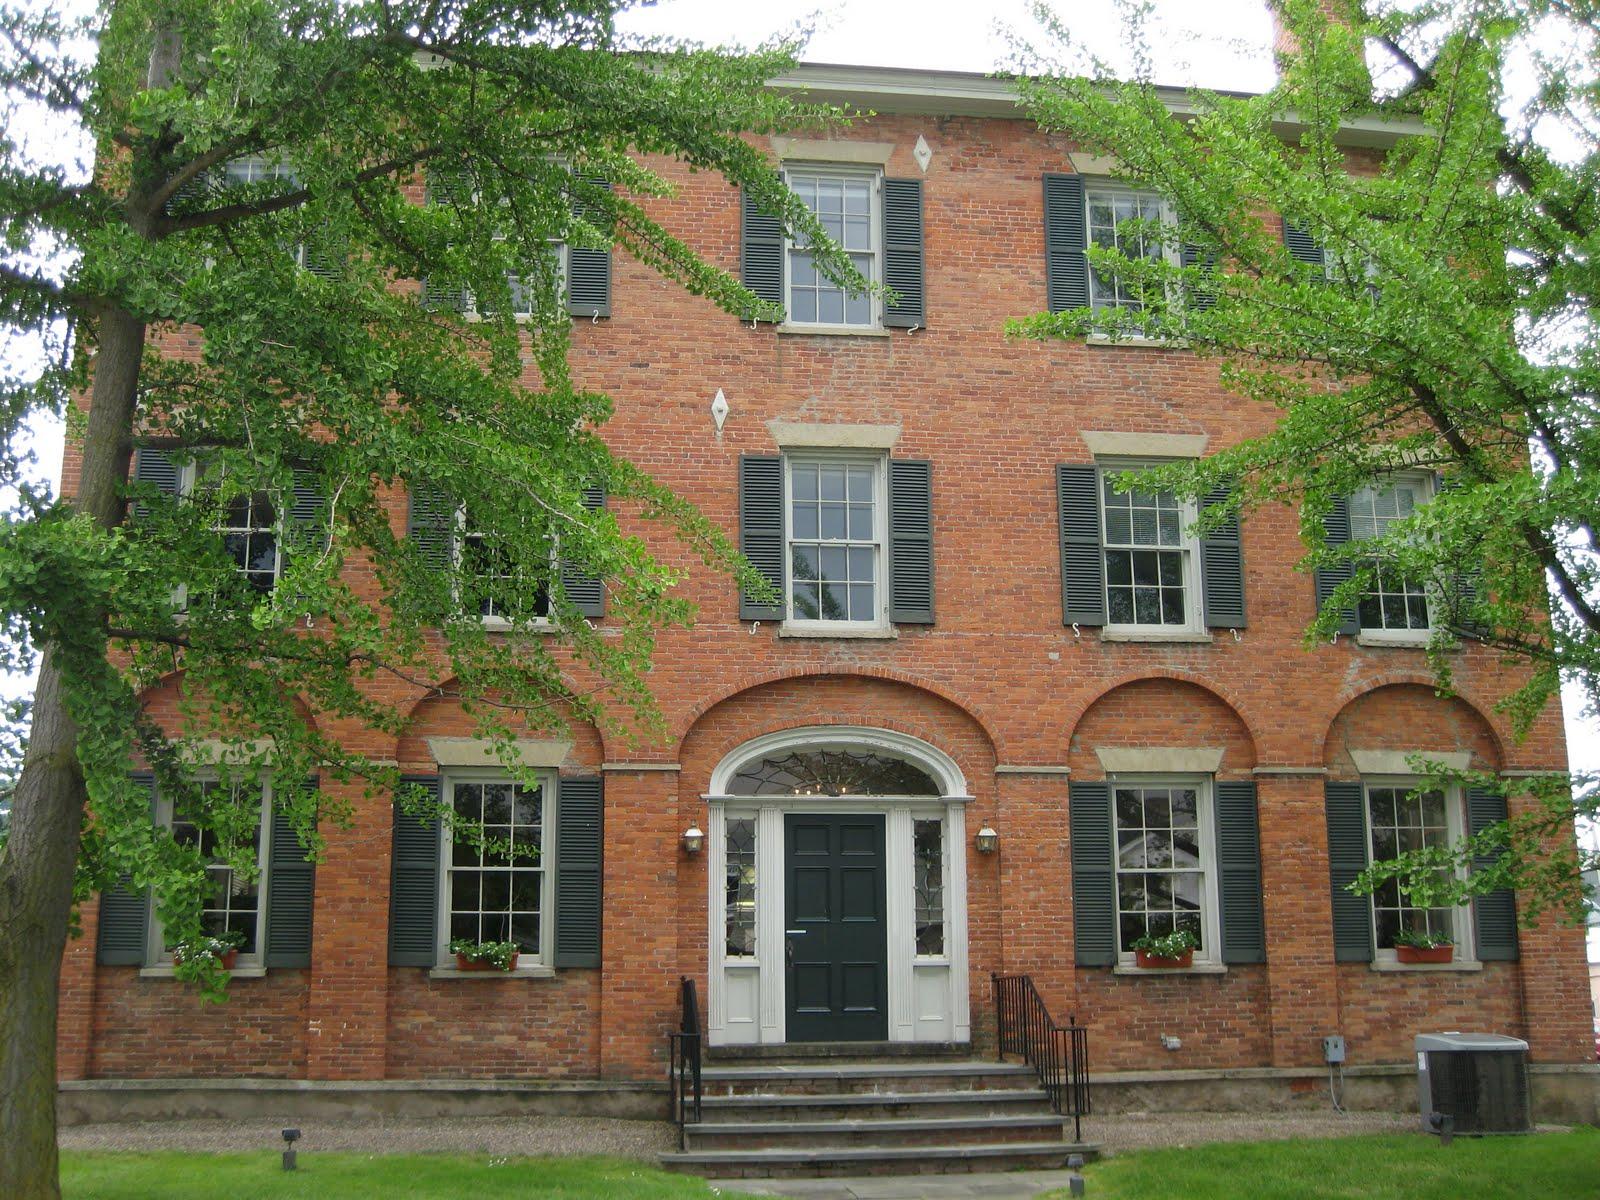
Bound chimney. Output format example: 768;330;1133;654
1269;0;1362;68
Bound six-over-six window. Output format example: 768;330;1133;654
1349;474;1435;640
785;455;886;628
1114;780;1216;964
784;168;879;328
151;780;269;967
1100;465;1201;632
1365;778;1471;957
442;774;552;966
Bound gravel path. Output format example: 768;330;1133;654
58;1109;1423;1159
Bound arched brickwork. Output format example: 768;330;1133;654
1067;676;1258;777
394;684;604;773
1321;682;1504;777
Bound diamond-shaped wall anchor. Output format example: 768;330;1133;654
710;388;729;435
913;134;933;174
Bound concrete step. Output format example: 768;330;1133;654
682;1112;1069;1151
697;1087;1056;1122
699;1060;1039;1098
707;1041;972;1063
659;1141;1099;1178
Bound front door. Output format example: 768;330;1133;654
784;813;888;1042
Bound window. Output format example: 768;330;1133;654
1100;464;1201;632
1114;780;1217;964
784;455;887;629
1349;475;1434;640
724;817;757;959
457;508;554;626
441;774;551;966
784;169;879;328
913;817;946;957
183;461;291;594
1365;778;1471;957
152;780;269;967
222;156;328;274
1085;184;1176;328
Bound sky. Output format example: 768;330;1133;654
6;0;1597;945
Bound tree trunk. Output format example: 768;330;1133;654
0;305;145;1200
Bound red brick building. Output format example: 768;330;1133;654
55;64;1597;1124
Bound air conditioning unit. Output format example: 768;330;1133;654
1416;1033;1531;1134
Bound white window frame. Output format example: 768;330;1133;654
465;240;568;323
148;779;271;970
436;769;556;971
1350;472;1435;645
1363;775;1474;964
1111;775;1220;968
180;460;288;595
781;166;882;331
781;451;890;634
1083;182;1179;334
1098;459;1204;635
223;155;319;273
453;506;555;631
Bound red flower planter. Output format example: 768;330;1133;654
1134;948;1194;969
1395;944;1454;964
455;952;519;972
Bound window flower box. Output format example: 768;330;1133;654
1134;947;1194;969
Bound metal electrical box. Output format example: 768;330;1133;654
1415;1033;1531;1134
1322;1035;1346;1064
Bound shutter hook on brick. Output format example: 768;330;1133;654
1071;622;1081;641
1231;627;1241;642
592;309;599;324
906;323;920;336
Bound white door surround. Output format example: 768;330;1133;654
704;726;973;1046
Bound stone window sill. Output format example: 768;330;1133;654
775;323;892;338
1113;963;1228;977
480;618;558;635
429;965;557;980
140;966;267;979
1100;629;1214;644
1086;334;1185;349
1369;959;1483;974
1354;631;1431;649
778;624;899;640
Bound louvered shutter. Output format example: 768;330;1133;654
1200;482;1247;628
420;167;470;312
554;775;603;969
388;775;441;966
132;447;181;519
1314;496;1359;636
1057;464;1107;626
1433;473;1487;640
96;773;155;966
559;484;606;618
265;780;316;968
1214;781;1265;963
740;189;785;317
738;455;785;620
1468;787;1519;961
881;178;925;328
566;179;612;319
1044;174;1089;313
888;459;934;624
1182;240;1217;312
286;466;328;560
1325;780;1373;962
407;485;455;572
1283;220;1326;268
1070;781;1117;967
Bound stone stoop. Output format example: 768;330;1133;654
657;1056;1099;1178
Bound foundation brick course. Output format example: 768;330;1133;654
55;93;1593;1098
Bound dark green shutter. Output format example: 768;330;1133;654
1057;464;1106;626
407;485;455;571
1468;787;1519;961
265;780;316;968
1314;496;1359;635
1325;780;1373;962
1182;241;1217;312
738;455;784;621
1200;483;1247;628
559;484;606;618
888;459;934;624
1070;781;1116;967
1214;781;1265;964
1283;220;1326;268
286;465;329;560
96;773;154;966
740;189;785;317
566;179;612;319
554;775;603;969
1434;473;1487;640
388;775;441;967
881;178;925;329
420;167;470;312
132;446;181;519
1044;174;1089;313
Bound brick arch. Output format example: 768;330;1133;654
392;680;604;772
1320;681;1505;777
675;673;1000;801
670;664;1006;760
1066;674;1258;776
136;667;321;739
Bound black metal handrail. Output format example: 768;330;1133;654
992;973;1090;1143
667;975;703;1146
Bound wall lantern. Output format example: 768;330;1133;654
682;825;705;854
975;826;999;854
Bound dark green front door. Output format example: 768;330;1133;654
784;813;888;1042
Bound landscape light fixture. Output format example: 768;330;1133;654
281;1127;300;1171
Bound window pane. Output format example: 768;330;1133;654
725;818;757;958
914;818;945;956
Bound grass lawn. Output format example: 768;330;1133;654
61;1152;761;1199
1051;1128;1600;1200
